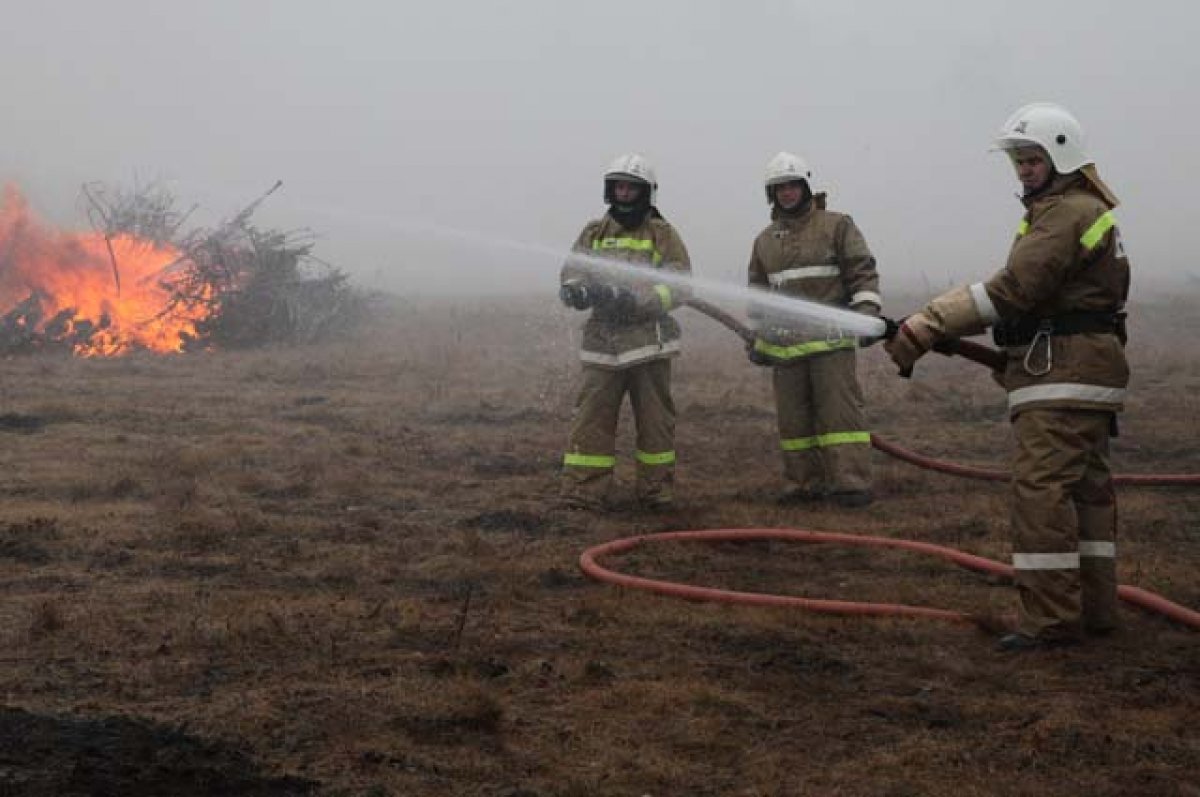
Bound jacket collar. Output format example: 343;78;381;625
771;199;816;223
1021;171;1087;208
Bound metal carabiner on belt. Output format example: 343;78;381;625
1022;319;1054;376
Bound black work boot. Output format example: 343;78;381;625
830;490;873;508
1084;623;1119;638
997;632;1079;653
778;486;825;505
559;493;604;512
639;493;674;512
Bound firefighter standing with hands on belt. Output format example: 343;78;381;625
559;154;692;511
884;103;1131;652
746;152;882;508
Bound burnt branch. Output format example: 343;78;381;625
0;180;371;355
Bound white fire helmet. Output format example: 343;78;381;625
992;102;1091;174
764;151;814;203
603;153;657;205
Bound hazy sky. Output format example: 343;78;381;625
2;0;1196;300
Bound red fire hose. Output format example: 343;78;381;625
869;435;1200;487
581;303;1200;631
580;529;1200;630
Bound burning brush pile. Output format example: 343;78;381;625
0;181;367;356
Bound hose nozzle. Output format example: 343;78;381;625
880;317;914;378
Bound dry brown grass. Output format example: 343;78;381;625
0;293;1197;796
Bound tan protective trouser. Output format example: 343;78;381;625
1011;409;1118;638
772;348;871;494
561;359;675;504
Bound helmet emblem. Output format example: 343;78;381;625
1013;120;1028;134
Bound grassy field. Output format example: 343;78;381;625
0;293;1197;796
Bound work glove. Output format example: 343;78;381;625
746;341;774;367
883;311;940;373
559;280;594;311
593;284;637;317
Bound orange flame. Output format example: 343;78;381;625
0;185;207;355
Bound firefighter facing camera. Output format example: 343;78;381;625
885;102;1130;652
746;151;883;508
558;154;693;511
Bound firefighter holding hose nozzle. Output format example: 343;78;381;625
558;154;692;511
884;103;1131;652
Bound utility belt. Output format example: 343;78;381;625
992;311;1126;347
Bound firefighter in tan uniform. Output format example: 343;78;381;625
747;152;881;507
885;103;1130;651
559;153;692;510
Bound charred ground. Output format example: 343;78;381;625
0;294;1196;796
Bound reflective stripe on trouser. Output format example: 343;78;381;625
1011;408;1118;638
561;359;675;503
772;348;870;493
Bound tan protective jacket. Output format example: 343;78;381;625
747;201;880;361
561;211;692;369
973;173;1130;416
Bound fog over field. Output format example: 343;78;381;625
2;1;1197;300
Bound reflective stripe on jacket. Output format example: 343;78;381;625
978;173;1130;416
562;212;692;369
747;203;880;362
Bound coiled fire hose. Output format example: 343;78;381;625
579;528;1200;629
573;300;1200;631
